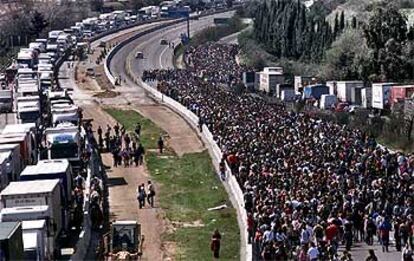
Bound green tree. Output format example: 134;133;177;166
364;5;409;80
29;11;49;38
321;29;371;81
340;11;345;31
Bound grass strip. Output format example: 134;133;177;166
105;108;240;260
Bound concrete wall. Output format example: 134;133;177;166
120;69;252;260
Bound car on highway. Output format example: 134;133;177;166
135;52;144;59
160;39;168;45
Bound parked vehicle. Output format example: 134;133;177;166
0;179;63;236
0;89;13;112
303;84;329;100
372;82;394;110
320;94;337;110
0;144;23;181
44;123;82;169
20;159;73;205
22;220;50;261
0;221;24;260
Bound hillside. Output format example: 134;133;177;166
314;0;414;24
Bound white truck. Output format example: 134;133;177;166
2;123;38;165
2;209;54;260
16;96;41;124
0;144;22;181
0;89;13;112
320;94;337;110
47;31;63;53
44;123;83;169
0;179;63;238
0;151;10;190
51;104;79;126
20;159;73;205
22;220;50;261
17;48;38;69
327;81;364;103
372;83;394;110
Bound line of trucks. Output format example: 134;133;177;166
0;5;95;261
0;6;178;261
252;67;414;112
0;3;242;259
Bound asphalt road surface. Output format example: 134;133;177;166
109;11;234;86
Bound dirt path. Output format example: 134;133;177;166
83;105;168;261
135;105;204;156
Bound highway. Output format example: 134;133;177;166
109;11;234;88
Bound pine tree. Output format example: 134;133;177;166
352;16;357;29
334;13;339;39
340;11;345;31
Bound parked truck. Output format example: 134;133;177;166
0;179;63;237
0;89;13;112
104;221;144;260
320;94;337;110
20;159;73;205
44;123;83;169
372;83;394;110
303;84;329;100
1;208;54;259
0;221;24;260
22;220;50;261
0;144;23;181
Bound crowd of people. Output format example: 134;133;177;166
96;123;146;168
143;43;414;260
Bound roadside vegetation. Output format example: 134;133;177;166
104;108;240;260
190;14;246;46
242;1;414;83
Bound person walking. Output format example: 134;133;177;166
147;181;155;208
158;136;164;154
135;123;141;137
403;243;413;261
210;229;221;259
379;217;392;252
137;184;146;209
365;249;378;261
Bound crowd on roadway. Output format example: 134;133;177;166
96;122;146;168
142;43;414;260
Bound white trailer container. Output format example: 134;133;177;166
0;180;62;236
372;83;394;110
0;151;10;190
0;129;35;165
22;220;49;261
327;81;364;103
0;144;22;181
320;94;337;110
20;159;72;204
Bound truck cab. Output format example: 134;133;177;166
105;221;143;259
44;123;82;169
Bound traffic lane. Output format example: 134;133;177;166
90;20;168;48
108;22;174;82
131;11;235;74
